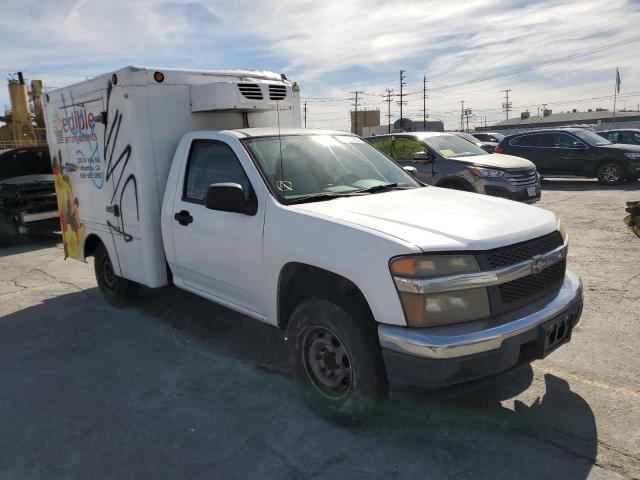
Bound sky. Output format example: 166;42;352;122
2;0;640;131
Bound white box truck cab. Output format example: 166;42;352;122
43;67;583;424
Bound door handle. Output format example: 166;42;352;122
63;162;78;172
174;210;193;226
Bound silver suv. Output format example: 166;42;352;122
367;132;541;203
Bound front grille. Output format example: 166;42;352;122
505;168;538;187
238;83;263;100
499;260;566;304
269;84;287;100
485;231;564;269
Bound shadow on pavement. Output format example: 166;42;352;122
0;287;598;479
0;233;60;257
542;177;640;192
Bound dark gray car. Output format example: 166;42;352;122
366;132;541;203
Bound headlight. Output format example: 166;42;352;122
390;254;490;327
624;152;640;160
556;217;568;243
470;166;505;178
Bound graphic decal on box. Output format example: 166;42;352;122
52;151;85;260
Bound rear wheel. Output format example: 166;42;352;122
288;296;387;425
597;161;626;184
94;242;140;307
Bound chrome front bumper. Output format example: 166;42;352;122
379;270;582;360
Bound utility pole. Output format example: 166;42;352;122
502;89;512;120
350;90;363;135
303;101;308;128
422;75;428;128
461;102;472;132
396;70;408;130
384;88;393;133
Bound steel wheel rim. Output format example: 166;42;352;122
601;164;622;183
102;256;117;291
302;326;353;399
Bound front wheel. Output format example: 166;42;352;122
94;242;140;307
597;161;626;184
288;296;388;425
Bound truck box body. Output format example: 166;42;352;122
42;66;300;287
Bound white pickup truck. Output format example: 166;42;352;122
43;67;583;424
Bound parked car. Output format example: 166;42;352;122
366;132;541;203
472;132;506;144
43;67;582;424
624;200;640;238
596;129;640;146
0;146;58;241
496;128;640;184
453;131;498;153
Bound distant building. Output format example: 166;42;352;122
362;117;444;137
478;109;640;133
350;110;380;136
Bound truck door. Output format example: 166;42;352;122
170;139;266;316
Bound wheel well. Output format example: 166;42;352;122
436;178;473;191
83;234;102;258
277;263;373;330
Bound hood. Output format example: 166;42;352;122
452;153;535;169
0;174;54;186
598;143;640;153
292;187;557;252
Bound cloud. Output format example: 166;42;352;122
0;0;639;130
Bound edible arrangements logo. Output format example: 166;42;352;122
53;108;98;144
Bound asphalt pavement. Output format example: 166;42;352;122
0;178;638;479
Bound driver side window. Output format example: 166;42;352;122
392;138;426;161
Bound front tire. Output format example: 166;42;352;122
94;242;140;307
288;296;388;425
597;161;626;184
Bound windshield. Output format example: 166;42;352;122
491;133;505;142
424;134;487;158
456;132;481;143
0;148;52;182
573;130;612;146
243;134;421;202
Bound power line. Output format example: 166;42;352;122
350;90;364;134
385;88;393;134
426;34;640;93
303;101;308;128
502;89;512;120
397;70;408;129
423;75;429;127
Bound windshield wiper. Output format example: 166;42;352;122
287;183;406;205
351;182;400;194
287;191;361;205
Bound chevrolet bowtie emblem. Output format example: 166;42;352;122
531;256;548;274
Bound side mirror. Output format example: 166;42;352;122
204;183;257;215
403;166;418;175
412;151;432;163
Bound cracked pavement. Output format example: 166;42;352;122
0;178;639;479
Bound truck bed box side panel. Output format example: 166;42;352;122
42;83;121;271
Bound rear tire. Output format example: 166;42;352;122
597;161;626;185
288;296;388;425
94;242;140;307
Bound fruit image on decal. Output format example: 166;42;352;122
52;152;84;259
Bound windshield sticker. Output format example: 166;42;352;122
276;180;293;192
440;149;456;157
